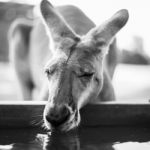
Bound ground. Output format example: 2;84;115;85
0;63;17;100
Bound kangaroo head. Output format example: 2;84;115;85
40;0;129;132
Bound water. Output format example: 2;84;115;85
0;127;150;150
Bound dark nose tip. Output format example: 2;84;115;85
45;105;70;127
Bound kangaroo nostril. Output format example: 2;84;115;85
46;105;70;127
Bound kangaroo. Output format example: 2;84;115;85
9;0;129;132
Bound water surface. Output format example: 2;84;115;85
0;127;150;150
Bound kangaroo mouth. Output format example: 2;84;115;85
60;110;80;132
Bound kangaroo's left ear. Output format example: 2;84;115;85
85;9;129;49
40;0;77;47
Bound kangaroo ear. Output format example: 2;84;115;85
85;9;129;48
40;0;77;46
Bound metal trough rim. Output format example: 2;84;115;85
0;101;150;128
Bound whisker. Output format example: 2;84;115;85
31;114;43;118
30;119;44;126
30;113;44;127
41;122;50;132
30;114;50;132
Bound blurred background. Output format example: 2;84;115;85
0;0;150;101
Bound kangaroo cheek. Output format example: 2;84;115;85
72;79;84;104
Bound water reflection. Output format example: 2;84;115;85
0;127;150;150
42;131;80;150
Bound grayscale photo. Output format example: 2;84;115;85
0;0;150;150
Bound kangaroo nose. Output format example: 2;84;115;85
46;105;70;127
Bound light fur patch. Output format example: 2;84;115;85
78;82;95;109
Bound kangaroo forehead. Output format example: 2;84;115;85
47;55;94;75
47;40;98;70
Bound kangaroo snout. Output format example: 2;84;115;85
45;105;70;127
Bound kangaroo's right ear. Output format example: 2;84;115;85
40;0;77;46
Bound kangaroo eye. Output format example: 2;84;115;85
45;68;56;76
77;67;94;78
78;72;94;84
78;72;94;78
